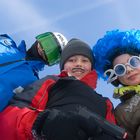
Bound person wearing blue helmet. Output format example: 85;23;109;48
0;32;68;111
93;29;140;140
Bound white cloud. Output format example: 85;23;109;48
0;0;48;34
0;0;115;35
49;0;115;23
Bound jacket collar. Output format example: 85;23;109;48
58;70;97;89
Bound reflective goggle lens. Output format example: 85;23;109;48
36;32;61;66
114;64;126;76
129;56;140;68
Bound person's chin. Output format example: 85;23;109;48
126;80;140;86
74;74;83;80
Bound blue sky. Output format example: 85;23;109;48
1;0;140;106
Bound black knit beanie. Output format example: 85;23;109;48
60;38;95;71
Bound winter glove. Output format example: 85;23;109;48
32;108;102;140
113;85;140;99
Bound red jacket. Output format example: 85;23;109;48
0;70;116;140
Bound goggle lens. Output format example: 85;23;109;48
114;64;126;76
129;56;140;68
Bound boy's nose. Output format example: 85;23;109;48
76;60;82;65
75;60;82;66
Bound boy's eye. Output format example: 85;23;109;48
82;59;89;62
68;59;75;62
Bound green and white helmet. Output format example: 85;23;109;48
36;32;68;66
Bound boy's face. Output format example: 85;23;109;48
64;55;92;80
113;54;140;86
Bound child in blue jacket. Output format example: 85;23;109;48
0;32;68;111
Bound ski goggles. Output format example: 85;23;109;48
104;56;140;83
36;32;62;66
114;56;140;76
